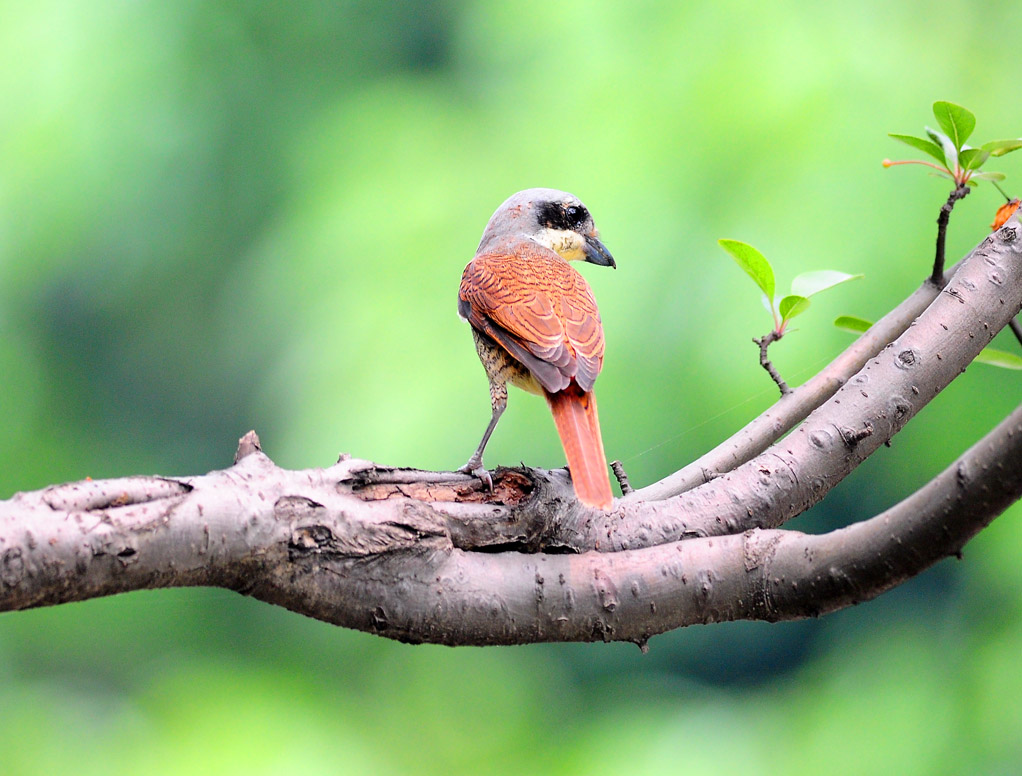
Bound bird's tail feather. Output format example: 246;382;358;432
546;386;613;510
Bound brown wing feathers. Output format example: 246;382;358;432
460;246;613;508
460;250;605;392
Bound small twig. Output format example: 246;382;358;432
932;183;971;284
610;460;633;495
753;331;791;396
352;467;480;486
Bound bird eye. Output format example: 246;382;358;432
562;204;588;230
537;201;587;231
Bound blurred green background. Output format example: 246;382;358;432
1;1;1020;773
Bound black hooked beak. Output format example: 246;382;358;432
583;234;616;268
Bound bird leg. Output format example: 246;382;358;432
459;381;507;490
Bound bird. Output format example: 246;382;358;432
457;188;616;509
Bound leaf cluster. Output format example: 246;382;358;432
887;101;1022;186
719;239;861;336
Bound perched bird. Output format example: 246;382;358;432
458;188;616;509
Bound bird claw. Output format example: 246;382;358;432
458;461;493;491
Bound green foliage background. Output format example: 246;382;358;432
1;2;1020;773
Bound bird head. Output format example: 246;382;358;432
477;188;616;268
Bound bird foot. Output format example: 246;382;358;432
458;460;493;491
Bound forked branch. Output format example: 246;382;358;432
753;330;791;396
0;215;1020;647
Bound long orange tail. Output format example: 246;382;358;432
545;385;613;510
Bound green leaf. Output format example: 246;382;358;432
718;239;775;303
779;294;810;323
791;270;863;298
932;101;975;150
926;126;958;170
889;133;947;166
970;170;1006;181
976;347;1022;370
833;315;872;333
980;139;1022;157
958;147;990;170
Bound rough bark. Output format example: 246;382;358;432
0;217;1020;647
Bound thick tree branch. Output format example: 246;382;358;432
576;218;1022;549
0;216;1019;647
286;400;1022;646
2;404;1018;645
627;273;943;503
